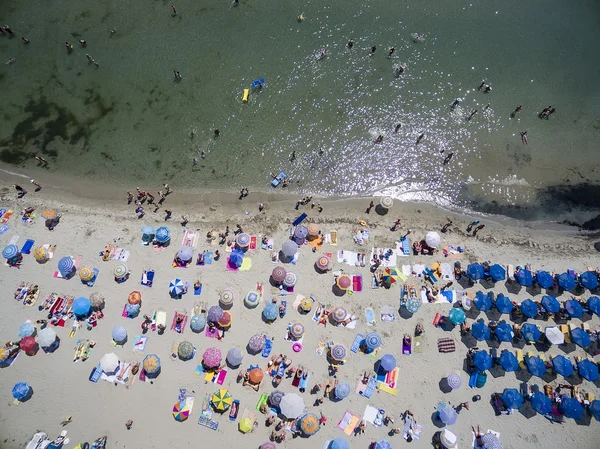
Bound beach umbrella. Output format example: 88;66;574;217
374;441;392;449
218;311;232;328
380;197;393;209
536;271;554;289
473;350;492;371
330;344;347;362
571;327;591;348
294;226;308;241
474;291;492;311
489;264;506;282
225;348;243;367
472;321;491;341
494;323;513;342
259;443;277;449
271;266;286;283
588;296;600;315
557;273;576;291
18;322;35;338
113;264;128;279
448;308;466;325
516;269;533;286
112;325;127;343
283;271;297;288
553;355;574;377
299;413;320;436
189;315;205;333
590;400;600;421
78;267;94;282
207;306;224;323
125;303;140;318
248;368;264;384
406;296;421;314
565;299;583;318
425;231;441;248
12;382;30;401
380;354;396;372
289;322;305;339
155;226;170;243
577;359;599;381
481;433;503;449
544;327;564;345
58;256;74;276
42;209;57;219
263;302;278;321
520;299;538;318
177;246;193;261
501;388;523;409
229;249;244;268
37;327;57;348
541;295;560;313
494;294;513;314
332;307;347;323
580;271;599;290
236;233;250;248
33;246;47;261
203;347;222;369
89;292;105;310
143;354;160;374
560;397;584;420
141;225;154;237
244;291;260;308
381;267;400;285
316;256;331;271
438;404;457;425
336;274;352;290
467;263;484;281
127;291;141;305
269;390;284;407
334;382;351;399
100;352;119;373
281;240;298;258
280;393;305;418
300;296;314;312
239;417;253;433
521;323;541;342
73;297;91;317
365;332;382;350
20;336;36;353
173;401;190;421
446;373;462;389
2;244;19;260
219;288;234;309
330;438;350;449
526;356;546;377
248;334;266;353
178;341;194;360
307;223;319;237
439;429;457;449
499;350;519;372
530;392;552;415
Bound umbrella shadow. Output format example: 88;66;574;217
505;281;522;295
460;334;478;349
430;411;446;429
575;413;592;426
485;309;502;322
399;308;414;320
438;378;453;394
479;279;495;290
515;369;533;383
526;285;542;297
456;277;471;289
331;285;347;297
374;205;390;216
564;374;582;386
559;343;577;354
19;386;34;402
519;402;537;419
489;366;505;379
279;252;294;264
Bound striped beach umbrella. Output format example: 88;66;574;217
380;197;393;209
190;314;206;332
283;272;297;288
89;292;105;310
12;382;30;401
169;279;185;296
269;390;284;407
299;413;320;436
112;325;127;343
219;288;234;308
155;226;170;243
271;266;286;283
236;233;250;248
289;322;304;339
3;244;19;260
263;302;278;321
18;322;35;338
300;296;313;312
481;433;503;449
72;297;91;317
316;256;331;271
218;311;232;328
173;401;190;421
128;291;141;305
203;347;222;369
406;296;421;314
244;291;260;308
113;264;128;279
334;382;351;399
365;332;381;350
178;341;194;360
57;256;74;276
447;373;462;389
143;354;160;374
439;429;457;449
79;267;94;282
294;226;308;240
307;223;319;237
332;307;347;323
33;247;47;261
336;274;352;290
42;209;57;219
330;344;347;362
211;389;232;412
247;334;266;353
259;443;276;449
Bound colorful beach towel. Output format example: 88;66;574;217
351;333;365;353
337;410;360;436
361;377;377;398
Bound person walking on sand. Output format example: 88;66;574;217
441;218;453;233
12;184;27;197
163;184;171;194
466;220;479;233
520;131;528;145
366;200;374;214
35;155;49;165
164;209;172;220
472;224;485;237
30;179;42;191
391;219;401;231
181;215;188;226
126;192;133;204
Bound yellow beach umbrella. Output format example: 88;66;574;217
239;417;253;433
42;209;57;219
211;389;232;412
33;247;47;261
336;274;352;291
300;297;313;312
79;267;94;282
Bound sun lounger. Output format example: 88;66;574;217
560;325;572;344
197;415;219;430
292;213;307;226
361;377;377;398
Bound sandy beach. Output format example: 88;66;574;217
0;176;599;449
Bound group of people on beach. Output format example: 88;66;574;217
126;184;172;218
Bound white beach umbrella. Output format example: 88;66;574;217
100;352;119;374
545;326;564;345
425;231;441;248
37;327;57;347
280;393;305;419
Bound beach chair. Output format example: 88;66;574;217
559;325;572;344
507;265;515;282
516;350;526;369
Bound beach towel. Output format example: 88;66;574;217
292;213;307;226
249;236;257;250
377;382;397;396
1;210;14;224
141;270;155;287
261;338;272;357
0;224;9;237
385;367;399;388
240;258;252;271
337;250;358;266
352;275;363;292
205;326;220;339
414;336;423;353
330;230;338;246
365;308;375;326
9;235;19;245
256;393;268;411
361;377;377;398
424;267;438;282
194;283;202;295
204;252;213;264
197;416;219;430
229;400;240;421
89;363;102;383
441;263;453;280
21;239;34;254
132;336;147;352
396;238;411;256
403;339;412;355
363;405;379;425
316;341;325;356
351;333;365;353
437;338;456;353
298;372;311;391
337;411;360;436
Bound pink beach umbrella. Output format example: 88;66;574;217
203;347;222;369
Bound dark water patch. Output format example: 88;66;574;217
0;73;5;82
100;152;113;161
154;160;162;169
70;32;82;38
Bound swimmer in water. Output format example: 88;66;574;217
484;84;492;93
394;123;401;133
443;152;454;165
297;13;304;22
450;98;461;109
483;103;490;111
477;81;486;90
416;133;425;144
65;41;73;52
375;135;384;143
520;131;528;145
317;49;328;59
510;105;522;118
6;57;15;64
79;39;86;47
86;54;94;62
466;109;478;121
370;45;377;54
388;47;395;57
201;151;206;159
22;37;30;44
347;39;354;49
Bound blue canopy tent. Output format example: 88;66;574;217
541;295;560;313
494;294;513;314
526;356;546;377
571;328;591;348
521;323;541;342
560;397;584;420
489;264;506;282
557;273;575;291
467;263;484;281
577;359;599;381
516;269;533;287
472;321;491;341
536;271;554;289
579;271;598;290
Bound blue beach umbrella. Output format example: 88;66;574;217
489;264;506;282
557;273;575;291
552;355;574;377
380;354;396;372
494;294;513;314
438;404;457;425
560;397;584;420
520;299;538;318
2;244;19;260
516;269;533;287
526;356;546;377
494;323;513;342
521;323;541;342
169;278;185;296
473;350;492;372
125;303;140;318
474;291;492;311
155;226;170;243
112;325;127;343
58;256;74;276
536;271;554;289
472;321;491;341
530;392;552;415
330;438;349;449
229;249;244;268
501;388;523;409
467;263;484;281
334;382;351;400
588;296;600;315
18;322;35;338
590;400;600;421
577;359;599;381
541;295;560;313
499;350;519;372
565;299;583;318
141;226;154;236
571;327;591;348
263;303;278;321
448;308;466;325
374;441;392;449
244;291;260;308
177;246;193;261
190;314;206;333
12;382;30;401
364;332;381;350
579;271;598;290
72;297;91;317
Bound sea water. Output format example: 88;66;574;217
1;0;599;223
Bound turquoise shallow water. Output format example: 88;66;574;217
1;0;600;222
